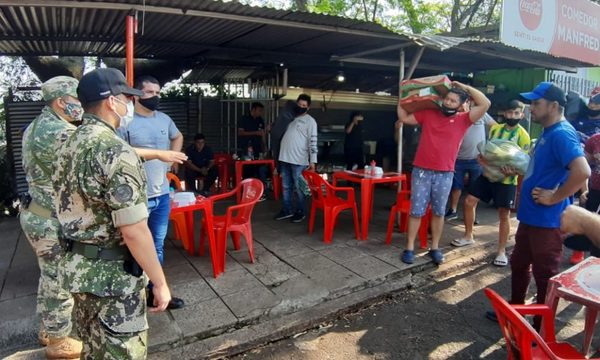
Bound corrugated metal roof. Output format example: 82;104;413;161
0;0;594;91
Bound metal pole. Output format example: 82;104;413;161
125;14;136;86
396;50;405;224
397;50;405;176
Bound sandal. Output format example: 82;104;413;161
493;253;508;267
451;238;475;247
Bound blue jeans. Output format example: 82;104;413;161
147;193;170;265
280;161;306;215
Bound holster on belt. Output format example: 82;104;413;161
63;239;143;277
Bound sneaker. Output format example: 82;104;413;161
274;210;293;221
428;249;444;264
291;213;306;223
258;194;267;202
474;218;480;225
445;209;458;220
401;250;415;264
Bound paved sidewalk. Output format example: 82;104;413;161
0;187;512;359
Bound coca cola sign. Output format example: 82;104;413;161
501;0;600;65
519;0;543;30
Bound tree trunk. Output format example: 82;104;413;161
22;56;85;81
295;0;307;11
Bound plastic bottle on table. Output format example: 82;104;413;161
247;140;254;160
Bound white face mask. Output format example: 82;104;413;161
114;97;134;129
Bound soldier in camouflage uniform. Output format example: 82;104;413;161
53;68;171;359
20;76;84;359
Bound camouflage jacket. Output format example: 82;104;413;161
22;106;76;210
20;106;76;255
53;114;149;297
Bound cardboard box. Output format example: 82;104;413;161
400;94;441;113
400;75;451;99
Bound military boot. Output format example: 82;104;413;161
45;336;82;359
38;326;49;346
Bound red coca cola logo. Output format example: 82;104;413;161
519;0;543;30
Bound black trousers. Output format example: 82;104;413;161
185;167;218;192
345;147;364;170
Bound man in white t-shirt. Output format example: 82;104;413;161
274;94;318;223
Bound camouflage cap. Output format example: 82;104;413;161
41;76;79;101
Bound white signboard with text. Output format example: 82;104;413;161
501;0;600;65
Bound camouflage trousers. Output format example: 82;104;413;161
20;209;74;337
73;290;148;359
36;254;74;337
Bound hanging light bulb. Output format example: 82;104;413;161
336;71;345;82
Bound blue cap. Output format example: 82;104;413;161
520;82;566;107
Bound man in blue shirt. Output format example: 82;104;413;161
184;133;217;195
488;82;590;328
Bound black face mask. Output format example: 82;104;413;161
294;104;308;116
504;118;520;127
138;96;160;111
587;107;600;118
440;104;458;117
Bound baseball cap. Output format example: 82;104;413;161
77;68;143;105
41;76;78;101
520;82;567;107
590;86;600;104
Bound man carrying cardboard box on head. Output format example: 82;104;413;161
396;81;491;265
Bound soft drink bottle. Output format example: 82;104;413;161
247;140;254;160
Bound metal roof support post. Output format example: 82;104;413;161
125;13;136;86
397;50;404;176
396;49;405;222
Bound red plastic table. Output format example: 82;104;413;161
170;196;221;278
332;170;405;240
234;159;279;201
544;256;600;355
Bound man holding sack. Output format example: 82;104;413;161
452;100;531;267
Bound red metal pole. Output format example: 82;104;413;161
125;14;135;86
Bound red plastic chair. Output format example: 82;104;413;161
166;173;191;252
484;288;598;360
200;178;264;272
214;153;233;193
273;173;282;200
386;190;430;249
303;171;359;243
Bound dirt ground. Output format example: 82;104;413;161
232;256;597;360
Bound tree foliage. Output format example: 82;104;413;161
242;0;507;35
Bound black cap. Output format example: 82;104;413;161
77;68;143;105
520;82;567;107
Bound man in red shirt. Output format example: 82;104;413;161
397;81;491;264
